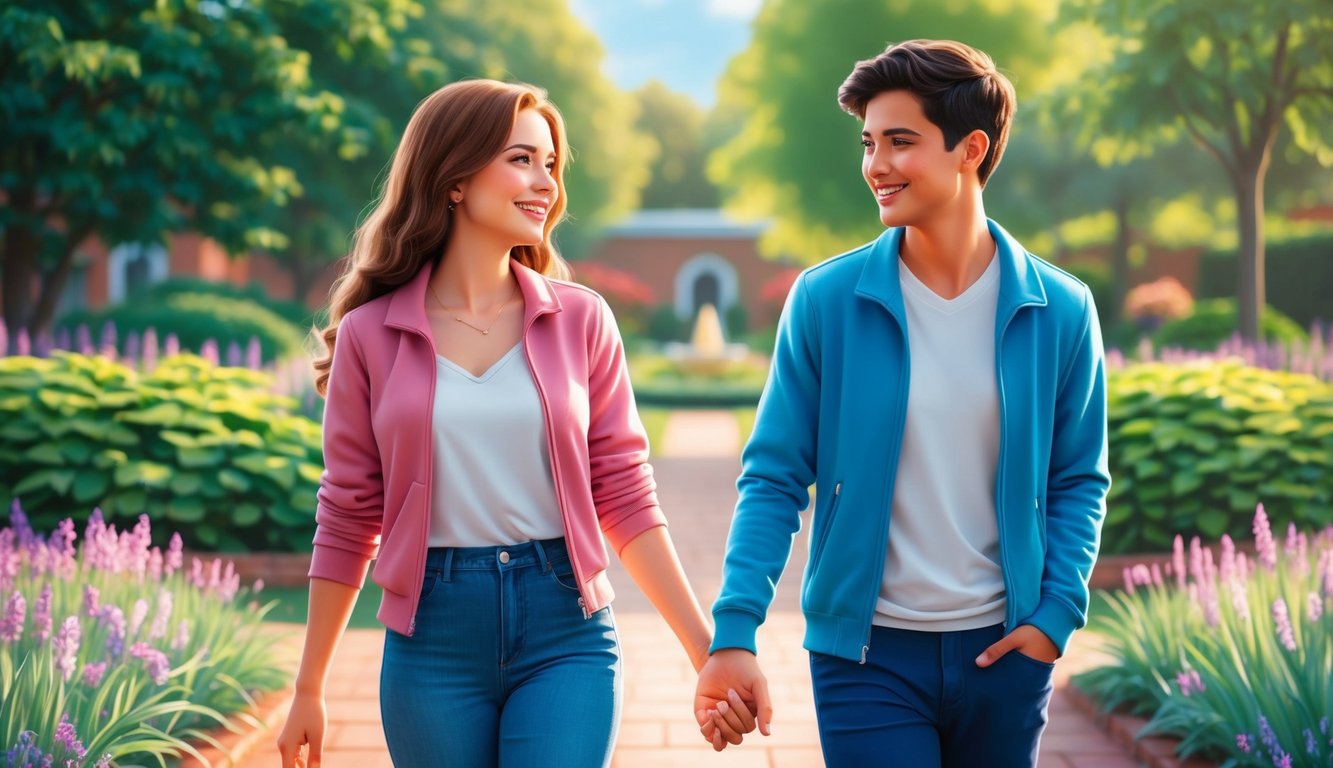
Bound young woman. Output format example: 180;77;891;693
275;79;722;768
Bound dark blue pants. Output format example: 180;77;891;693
810;623;1054;768
379;538;621;768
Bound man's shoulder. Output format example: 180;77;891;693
798;239;879;293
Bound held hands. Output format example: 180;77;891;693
276;691;327;768
693;648;772;752
974;624;1060;667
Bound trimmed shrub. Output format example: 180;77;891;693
57;292;310;365
140;277;320;329
0;353;321;552
1103;361;1333;553
1152;298;1307;351
1197;234;1333;327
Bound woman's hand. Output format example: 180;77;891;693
276;691;328;768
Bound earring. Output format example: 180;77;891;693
449;195;461;212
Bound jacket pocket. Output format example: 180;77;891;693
808;481;843;570
372;481;427;596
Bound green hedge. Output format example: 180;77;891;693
0;352;321;552
57;290;311;365
1103;361;1333;554
1151;298;1307;351
1196;234;1333;327
141;277;323;329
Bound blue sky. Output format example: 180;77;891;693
569;0;761;106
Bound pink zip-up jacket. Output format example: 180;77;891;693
308;260;666;636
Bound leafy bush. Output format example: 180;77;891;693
1103;361;1333;554
1152;298;1307;351
645;304;689;343
628;351;768;408
0;353;321;552
139;277;321;330
1075;506;1332;766
1198;234;1333;327
57;292;310;366
0;505;289;765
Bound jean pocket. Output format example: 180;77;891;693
1009;649;1057;671
547;559;581;592
419;566;442;599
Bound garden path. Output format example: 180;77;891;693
239;410;1143;767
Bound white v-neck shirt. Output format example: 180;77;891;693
874;255;1007;630
426;342;564;547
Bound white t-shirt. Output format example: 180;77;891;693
427;342;565;547
874;255;1008;630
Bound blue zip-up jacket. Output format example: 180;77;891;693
711;220;1111;662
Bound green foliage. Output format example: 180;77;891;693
1152;299;1308;351
710;0;1062;264
628;351;768;408
632;80;719;209
1060;262;1115;325
1102;361;1333;553
724;302;749;340
1075;511;1331;765
57;292;310;365
0;353;322;552
1197;234;1333;327
1;510;291;765
140;278;321;330
645;305;689;343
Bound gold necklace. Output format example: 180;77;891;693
430;282;517;336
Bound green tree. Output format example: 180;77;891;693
1061;0;1333;339
0;1;375;340
632;80;719;209
709;0;1062;265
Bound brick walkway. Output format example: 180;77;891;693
240;411;1143;767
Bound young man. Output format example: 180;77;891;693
693;39;1111;766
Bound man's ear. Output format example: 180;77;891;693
960;130;990;174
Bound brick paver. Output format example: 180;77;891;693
238;410;1144;767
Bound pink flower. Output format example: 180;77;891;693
82;584;101;617
1175;668;1205;697
149;590;172;642
1309;592;1324;623
128;598;149;639
53;713;88;763
102;605;126;658
1254;504;1277;571
0;590;25;642
82;660;108;688
170;619;190;652
33;582;52;642
165;534;183;576
53;615;81;681
1172;535;1186;589
129;642;171;685
1272;598;1297;651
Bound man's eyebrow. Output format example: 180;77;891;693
860;128;923;137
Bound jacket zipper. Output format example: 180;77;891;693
993;310;1019;634
406;326;439;637
521;315;590;619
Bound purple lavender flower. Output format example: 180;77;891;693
99;321;117;359
1273;598;1297;651
1305;728;1317;755
1309;592;1324;623
1260;716;1279;753
1237;733;1252;753
33;583;52;642
10;499;35;548
164;332;180;356
129;642;171;685
53;713;87;764
200;338;218;364
125;330;141;365
1175;668;1204;697
166;533;183;576
1254;504;1278;571
1172;535;1186;589
246;337;262;369
82;660;107;688
170;619;190;652
82;584;100;618
1319;549;1333;598
148;548;163;581
52;615;81;681
128;598;148;639
226;340;242;367
143;327;159;371
0;591;26;642
1275;752;1292;768
0;530;17;593
75;324;92;355
1219;534;1236;582
149;589;172;642
16;328;29;355
102;605;125;658
50;519;76;579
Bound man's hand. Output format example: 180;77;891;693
974;624;1059;667
693;648;772;751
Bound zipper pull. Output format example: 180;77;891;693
860;644;869;665
834;482;842;495
408;617;416;636
578;597;590;619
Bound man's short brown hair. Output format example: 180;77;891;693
838;39;1016;186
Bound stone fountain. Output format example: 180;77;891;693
664;303;749;375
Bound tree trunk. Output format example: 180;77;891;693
2;219;38;354
30;223;95;334
1233;165;1266;341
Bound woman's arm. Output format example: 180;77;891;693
276;578;361;767
617;526;712;671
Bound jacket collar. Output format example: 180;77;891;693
384;258;563;336
855;218;1047;321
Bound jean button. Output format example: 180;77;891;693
499;551;510;564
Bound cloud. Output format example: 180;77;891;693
706;0;762;19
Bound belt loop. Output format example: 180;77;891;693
532;538;551;572
440;548;455;582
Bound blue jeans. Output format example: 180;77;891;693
810;623;1054;768
379;538;622;767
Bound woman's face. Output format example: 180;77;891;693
454;108;559;248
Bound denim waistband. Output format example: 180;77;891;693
423;537;568;581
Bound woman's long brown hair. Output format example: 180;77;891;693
312;80;572;396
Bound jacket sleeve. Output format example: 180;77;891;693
586;296;667;554
308;318;384;588
711;275;820;654
1025;285;1112;653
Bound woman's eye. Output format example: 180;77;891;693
512;154;531;164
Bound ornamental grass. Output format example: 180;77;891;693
0;502;290;766
1076;504;1333;767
